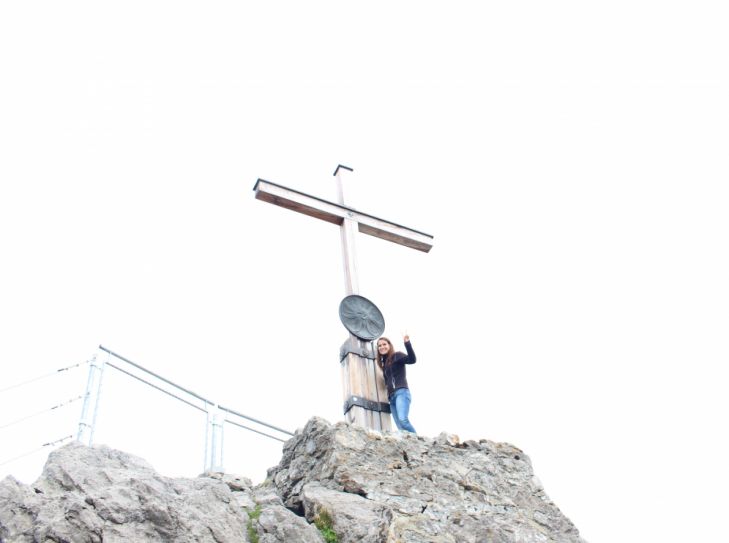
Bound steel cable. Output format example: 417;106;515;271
0;396;83;430
0;435;73;467
0;361;87;395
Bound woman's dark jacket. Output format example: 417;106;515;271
381;341;416;398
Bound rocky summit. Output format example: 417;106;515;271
0;417;584;542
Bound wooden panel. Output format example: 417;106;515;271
347;352;369;428
254;180;343;226
373;362;391;431
253;180;434;252
360;353;375;430
340;217;359;295
357;220;433;253
340;344;391;431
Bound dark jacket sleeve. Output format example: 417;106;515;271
402;340;416;364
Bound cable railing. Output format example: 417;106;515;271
1;346;295;475
97;345;294;439
95;346;294;472
0;360;86;470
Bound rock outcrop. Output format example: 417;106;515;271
0;443;320;543
0;417;584;542
270;418;583;543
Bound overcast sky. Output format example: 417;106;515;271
1;2;727;542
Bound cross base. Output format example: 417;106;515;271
339;336;392;432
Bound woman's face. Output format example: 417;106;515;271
377;339;391;356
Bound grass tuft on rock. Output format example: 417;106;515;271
314;509;338;543
246;505;262;543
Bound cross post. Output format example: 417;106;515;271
334;165;360;295
252;166;433;431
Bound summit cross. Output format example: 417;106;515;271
253;165;433;430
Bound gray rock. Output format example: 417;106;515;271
301;482;391;543
1;418;584;543
248;483;324;542
269;417;583;543
255;502;323;543
0;442;318;543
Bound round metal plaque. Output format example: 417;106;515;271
338;295;385;341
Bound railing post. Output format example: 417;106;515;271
76;354;107;446
204;403;225;473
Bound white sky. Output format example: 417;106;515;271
1;2;727;542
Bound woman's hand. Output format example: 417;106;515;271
403;334;410;343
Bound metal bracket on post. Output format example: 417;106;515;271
204;404;225;474
343;395;391;415
77;354;107;446
339;336;375;362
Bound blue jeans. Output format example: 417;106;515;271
389;388;416;434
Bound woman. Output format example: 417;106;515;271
376;334;417;434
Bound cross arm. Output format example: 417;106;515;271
253;179;433;253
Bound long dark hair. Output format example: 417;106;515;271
376;337;395;371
